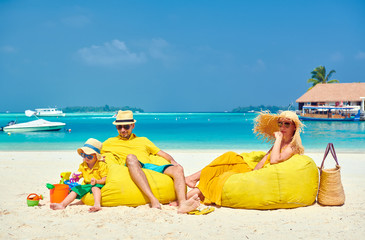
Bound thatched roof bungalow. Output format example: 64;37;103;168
296;83;365;111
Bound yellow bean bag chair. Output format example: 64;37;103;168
221;151;319;209
82;156;176;207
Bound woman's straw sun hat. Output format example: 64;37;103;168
253;111;305;154
113;110;137;125
77;138;103;160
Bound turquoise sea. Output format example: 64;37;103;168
0;112;365;152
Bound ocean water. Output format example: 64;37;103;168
0;112;364;152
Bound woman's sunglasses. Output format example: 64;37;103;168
278;121;293;128
116;124;131;130
81;153;94;160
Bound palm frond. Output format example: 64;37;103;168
327;79;339;83
326;70;336;80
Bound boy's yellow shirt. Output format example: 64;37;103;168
78;160;108;185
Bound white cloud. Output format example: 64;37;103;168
355;51;365;60
0;45;17;53
77;40;146;66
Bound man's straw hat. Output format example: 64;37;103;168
253;111;305;154
77;138;102;160
113;110;137;125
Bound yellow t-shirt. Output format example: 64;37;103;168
101;134;161;165
78;160;108;185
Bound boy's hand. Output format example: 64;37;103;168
90;178;97;185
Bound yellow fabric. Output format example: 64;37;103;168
82;162;176;207
101;134;161;165
197;151;261;205
77;160;108;184
221;152;319;209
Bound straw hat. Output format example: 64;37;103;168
253;111;305;154
113;110;137;125
77;138;102;160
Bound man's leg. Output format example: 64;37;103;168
163;165;200;213
126;154;161;209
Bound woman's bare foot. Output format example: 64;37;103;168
89;205;102;212
177;194;200;214
185;175;199;188
50;203;65;210
169;201;178;207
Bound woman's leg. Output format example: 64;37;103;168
186;187;204;201
185;170;201;188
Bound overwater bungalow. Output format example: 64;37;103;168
296;83;365;121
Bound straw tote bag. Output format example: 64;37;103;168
317;143;345;206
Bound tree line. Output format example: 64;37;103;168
62;105;144;113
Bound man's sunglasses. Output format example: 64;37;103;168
81;153;94;160
116;125;131;130
278;121;293;128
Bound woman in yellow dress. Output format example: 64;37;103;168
185;111;305;206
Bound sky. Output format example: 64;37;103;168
1;0;365;112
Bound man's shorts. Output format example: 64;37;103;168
139;161;173;173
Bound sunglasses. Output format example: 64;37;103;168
278;121;293;128
81;153;94;160
116;124;131;130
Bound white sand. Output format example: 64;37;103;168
1;150;365;239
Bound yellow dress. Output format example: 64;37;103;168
197;151;269;205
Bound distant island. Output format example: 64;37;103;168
62;105;144;113
231;105;292;113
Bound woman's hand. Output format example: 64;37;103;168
274;131;283;139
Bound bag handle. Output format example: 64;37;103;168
320;143;339;171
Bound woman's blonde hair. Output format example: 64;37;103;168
253;111;305;154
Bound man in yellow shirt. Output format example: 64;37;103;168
102;110;200;213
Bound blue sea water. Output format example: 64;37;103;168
0;112;364;152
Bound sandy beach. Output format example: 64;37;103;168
1;150;365;239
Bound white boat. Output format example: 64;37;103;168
25;108;66;117
3;119;66;132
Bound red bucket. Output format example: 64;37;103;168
49;184;69;203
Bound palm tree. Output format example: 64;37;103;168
307;66;339;90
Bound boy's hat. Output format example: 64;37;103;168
77;138;102;160
113;110;137;125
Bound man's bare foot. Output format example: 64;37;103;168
50;203;65;210
89;205;102;212
150;199;162;209
185;175;198;188
177;194;200;214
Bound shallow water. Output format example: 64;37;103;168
0;112;364;152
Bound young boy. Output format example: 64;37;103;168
50;138;108;212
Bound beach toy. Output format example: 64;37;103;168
27;193;43;207
82;155;176;207
220;152;319;209
69;173;81;183
64;180;80;189
47;183;70;203
60;172;71;184
63;172;81;189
